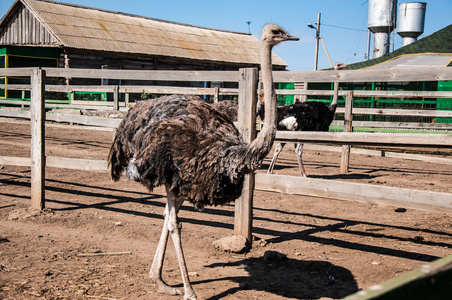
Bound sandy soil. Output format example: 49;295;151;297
0;120;451;300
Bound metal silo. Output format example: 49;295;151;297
397;2;427;46
368;0;398;58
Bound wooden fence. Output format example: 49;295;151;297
1;66;452;242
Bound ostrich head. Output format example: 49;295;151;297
260;24;299;46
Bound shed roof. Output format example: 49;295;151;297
344;24;452;70
0;0;288;67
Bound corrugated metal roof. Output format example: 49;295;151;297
16;0;287;67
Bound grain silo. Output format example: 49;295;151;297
368;0;398;58
397;2;427;46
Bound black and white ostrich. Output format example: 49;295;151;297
108;24;298;300
258;63;345;177
263;100;336;177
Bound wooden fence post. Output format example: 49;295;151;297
213;87;219;103
340;90;354;174
30;68;46;210
113;86;120;111
235;68;258;244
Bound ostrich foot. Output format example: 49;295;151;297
152;278;183;296
184;293;197;300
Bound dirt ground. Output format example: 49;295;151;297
1;119;451;300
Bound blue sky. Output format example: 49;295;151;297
1;0;451;70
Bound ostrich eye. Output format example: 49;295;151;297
272;29;282;35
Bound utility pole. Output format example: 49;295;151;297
246;21;251;34
314;12;321;70
308;12;321;70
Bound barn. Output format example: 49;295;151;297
0;0;289;99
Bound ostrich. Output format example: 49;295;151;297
108;24;298;300
259;63;345;177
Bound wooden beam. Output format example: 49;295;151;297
46;157;108;171
255;173;452;215
119;85;218;95
331;120;452;130
0;68;33;77
275;131;452;148
0;156;108;171
30;68;46;211
341;91;353;174
43;68;240;82
272;66;452;83
235;68;258;244
352;108;452;117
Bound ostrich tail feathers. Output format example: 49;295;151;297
108;136;126;181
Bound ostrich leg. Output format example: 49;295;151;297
149;206;183;295
149;184;186;296
267;143;286;174
166;190;197;300
295;143;307;177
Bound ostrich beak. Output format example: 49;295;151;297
285;34;299;41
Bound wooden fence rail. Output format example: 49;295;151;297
1;67;452;241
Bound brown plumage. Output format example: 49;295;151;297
214;99;238;122
108;24;298;300
110;95;256;210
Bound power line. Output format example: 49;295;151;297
322;23;367;32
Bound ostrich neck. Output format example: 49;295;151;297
260;44;277;130
245;42;277;171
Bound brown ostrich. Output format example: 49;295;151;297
108;24;298;299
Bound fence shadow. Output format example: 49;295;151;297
2;172;450;263
200;252;358;299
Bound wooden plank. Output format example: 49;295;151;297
0;68;33;77
5;66;451;84
353;90;452;98
46;85;115;93
332;120;452;130
342;254;452;300
46;157;108;171
0;156;108;171
255;173;452;214
0;109;122;127
0;84;31;90
301;144;452;165
275;131;452;148
43;68;240;82
45;113;123;128
0;156;31;166
334;108;452;118
30;68;45;211
119;85;217;95
274;89;452;98
352;108;452;117
235;68;258;244
272;66;452;83
0;101;120;111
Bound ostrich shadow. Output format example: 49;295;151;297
199;251;358;300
